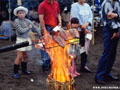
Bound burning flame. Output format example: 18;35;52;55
35;29;77;83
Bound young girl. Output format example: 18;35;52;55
12;6;41;79
68;17;80;77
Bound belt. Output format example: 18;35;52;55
45;25;55;28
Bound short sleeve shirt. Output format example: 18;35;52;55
38;0;60;27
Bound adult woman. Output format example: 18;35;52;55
70;0;93;73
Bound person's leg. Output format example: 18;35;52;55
73;57;80;76
104;37;119;81
40;25;52;72
14;51;23;64
22;51;28;62
80;31;92;72
40;49;51;71
21;51;31;75
95;26;112;80
95;27;119;82
12;51;23;79
80;31;86;66
95;27;112;84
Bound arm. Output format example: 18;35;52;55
38;3;47;35
39;14;47;35
104;2;119;39
81;4;93;31
58;13;62;26
57;2;62;26
107;2;120;20
87;5;93;26
70;4;79;19
27;19;42;38
14;21;30;34
67;12;71;29
103;2;117;19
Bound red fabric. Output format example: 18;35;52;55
38;0;60;27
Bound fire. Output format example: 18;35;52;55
43;30;71;82
35;29;78;83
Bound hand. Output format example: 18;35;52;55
42;29;47;35
37;40;45;48
39;35;42;40
67;24;70;29
107;12;118;19
111;32;119;39
81;22;89;30
84;29;89;34
58;22;62;26
29;25;32;28
81;24;87;30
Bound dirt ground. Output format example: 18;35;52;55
0;27;120;90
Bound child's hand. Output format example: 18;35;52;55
29;25;32;28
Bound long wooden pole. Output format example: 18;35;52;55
92;0;95;45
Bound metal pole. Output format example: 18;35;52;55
8;0;11;41
92;0;95;45
8;0;11;21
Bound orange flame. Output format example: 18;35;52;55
35;29;74;83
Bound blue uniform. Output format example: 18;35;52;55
95;0;119;80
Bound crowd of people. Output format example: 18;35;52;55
0;0;120;86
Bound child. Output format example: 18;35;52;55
12;6;42;79
68;17;80;77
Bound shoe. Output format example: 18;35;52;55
75;72;80;76
12;64;20;79
12;73;20;79
80;66;92;73
22;70;31;75
95;78;106;85
21;62;31;75
71;73;77;77
104;75;119;82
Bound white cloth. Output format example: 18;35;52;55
80;47;85;54
85;32;92;54
85;38;91;54
16;37;32;51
